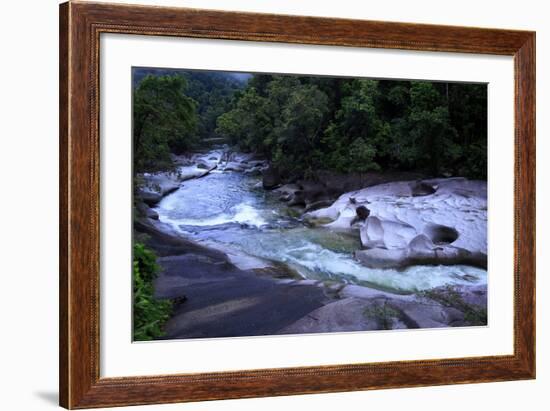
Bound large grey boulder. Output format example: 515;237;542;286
138;172;181;206
360;216;417;249
390;298;465;328
306;178;487;269
354;243;487;269
278;298;383;334
178;166;214;181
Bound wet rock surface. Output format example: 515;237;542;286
156;254;330;339
306;178;487;269
134;149;487;338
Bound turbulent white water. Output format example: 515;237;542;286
156;151;487;293
167;203;268;228
204;228;486;292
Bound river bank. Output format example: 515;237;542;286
134;147;488;338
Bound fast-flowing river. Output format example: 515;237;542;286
156;150;486;293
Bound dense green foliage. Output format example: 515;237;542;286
133;69;245;172
179;71;246;140
217;75;487;179
133;74;198;172
133;68;487;179
133;242;173;341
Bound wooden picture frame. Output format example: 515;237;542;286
59;1;535;408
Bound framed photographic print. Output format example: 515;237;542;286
59;1;535;409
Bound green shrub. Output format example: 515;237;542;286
363;302;402;330
133;242;173;341
133;74;198;173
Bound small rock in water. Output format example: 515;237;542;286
411;181;437;196
196;162;210;169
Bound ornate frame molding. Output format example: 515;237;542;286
59;2;535;408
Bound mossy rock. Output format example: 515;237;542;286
363;303;403;330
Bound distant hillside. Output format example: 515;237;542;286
132;67;250;88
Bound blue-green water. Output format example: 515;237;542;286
156;152;487;293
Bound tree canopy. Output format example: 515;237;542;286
132;68;487;180
217;75;487;179
133;69;246;172
133;74;198;172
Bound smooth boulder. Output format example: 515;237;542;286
138;172;181;206
307;178;487;269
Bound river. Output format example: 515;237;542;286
155;149;487;294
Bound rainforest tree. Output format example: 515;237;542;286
133;74;198;173
217;75;487;179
